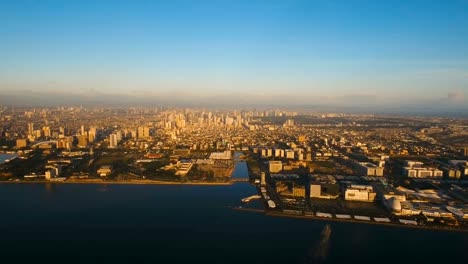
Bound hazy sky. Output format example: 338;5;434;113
1;0;467;107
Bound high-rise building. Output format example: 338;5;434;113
88;127;97;142
284;119;295;127
78;135;88;148
28;123;34;136
138;126;150;138
42;126;51;137
116;131;122;141
109;134;118;148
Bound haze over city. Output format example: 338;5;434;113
1;0;467;113
1;1;468;263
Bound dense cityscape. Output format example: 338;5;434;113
1;106;467;231
2;0;468;262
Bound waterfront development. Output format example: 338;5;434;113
1;106;468;234
2;1;468;262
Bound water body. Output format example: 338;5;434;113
231;152;248;180
0;183;465;263
0;154;17;165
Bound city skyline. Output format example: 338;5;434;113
1;0;467;111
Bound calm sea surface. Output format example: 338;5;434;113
0;158;466;263
0;154;17;164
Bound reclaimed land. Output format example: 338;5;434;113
232;208;468;233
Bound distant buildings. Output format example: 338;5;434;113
284;119;295;127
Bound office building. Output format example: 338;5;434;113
109;134;118;148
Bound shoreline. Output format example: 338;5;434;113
0;179;233;186
233;207;468;233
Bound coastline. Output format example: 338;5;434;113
0;179;233;186
233;207;468;233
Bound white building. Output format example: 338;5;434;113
209;150;232;160
344;185;376;202
357;162;384;176
403;161;443;178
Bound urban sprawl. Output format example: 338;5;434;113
1;106;468;231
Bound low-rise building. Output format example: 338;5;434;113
344;184;376;202
16;139;28;148
357;162;384;176
269;161;283;173
97;165;113;177
310;182;339;199
292;183;306;198
209;150;231;160
175;160;193;176
403;160;443;178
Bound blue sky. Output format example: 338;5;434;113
1;0;467;107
